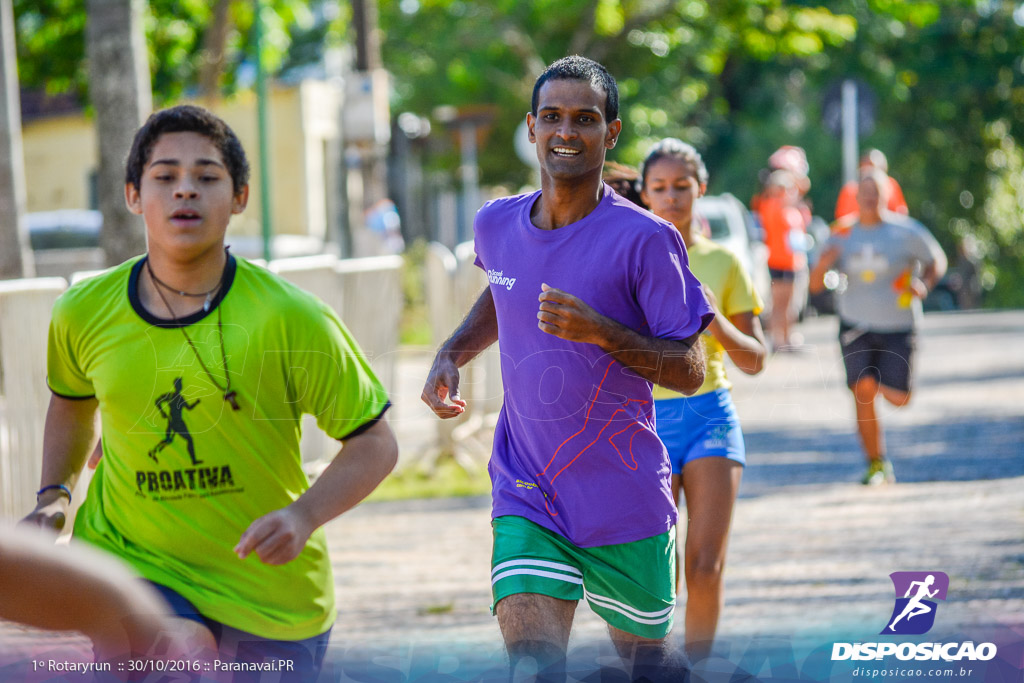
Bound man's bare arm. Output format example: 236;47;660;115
537;284;707;395
421;288;499;418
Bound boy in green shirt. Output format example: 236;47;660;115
23;105;397;677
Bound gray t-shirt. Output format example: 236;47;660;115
826;216;944;331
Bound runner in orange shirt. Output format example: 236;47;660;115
756;170;807;350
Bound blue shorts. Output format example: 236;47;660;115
654;389;746;474
148;581;331;680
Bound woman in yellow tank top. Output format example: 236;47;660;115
636;138;768;661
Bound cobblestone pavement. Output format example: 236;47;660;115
2;310;1023;678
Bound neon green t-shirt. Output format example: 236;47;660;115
48;254;390;640
653;234;763;399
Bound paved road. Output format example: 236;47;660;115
2;310;1022;680
324;310;1024;676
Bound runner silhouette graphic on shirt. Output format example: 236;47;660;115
887;574;938;632
536;360;648;516
148;377;202;465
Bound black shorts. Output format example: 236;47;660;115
838;321;916;393
769;268;797;282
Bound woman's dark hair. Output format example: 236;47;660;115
639;138;709;189
603;161;646;208
125;105;250;193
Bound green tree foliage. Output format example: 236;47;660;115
12;0;87;97
12;0;325;103
872;3;1024;307
380;0;857;185
381;0;1024;306
380;1;858;182
12;0;1024;304
794;1;1024;307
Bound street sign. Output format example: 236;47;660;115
822;78;877;138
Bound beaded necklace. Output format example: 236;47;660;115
146;255;240;411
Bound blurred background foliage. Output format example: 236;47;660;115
379;0;1024;306
14;0;345;100
12;0;1024;306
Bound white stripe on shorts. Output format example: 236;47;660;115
491;568;585;587
584;589;674;625
491;559;583;579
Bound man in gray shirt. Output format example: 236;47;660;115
810;168;946;485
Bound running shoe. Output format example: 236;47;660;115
861;458;895;485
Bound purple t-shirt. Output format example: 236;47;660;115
474;183;714;547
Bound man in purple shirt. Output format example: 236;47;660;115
422;56;712;680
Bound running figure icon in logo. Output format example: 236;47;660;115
148;377;202;465
883;571;949;635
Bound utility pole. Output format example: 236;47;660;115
345;0;390;256
842;79;858;184
254;0;272;263
351;0;381;72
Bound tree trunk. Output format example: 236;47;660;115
198;0;231;102
86;0;152;267
0;0;32;279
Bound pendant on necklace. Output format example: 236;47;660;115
225;391;240;411
203;293;212;312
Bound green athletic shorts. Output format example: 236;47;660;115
490;515;676;639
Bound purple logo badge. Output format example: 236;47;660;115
882;571;949;635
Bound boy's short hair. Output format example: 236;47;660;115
125;105;250;194
532;55;619;123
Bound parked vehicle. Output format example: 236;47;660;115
695;193;773;316
26;209;105;277
26;210;324;278
26;209;101;250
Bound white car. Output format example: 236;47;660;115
26;209;102;250
694;193;773;315
26;209;323;267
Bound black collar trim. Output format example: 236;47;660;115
128;253;238;328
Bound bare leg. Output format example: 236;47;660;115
496;593;576;682
879;384;911;407
608;625;687;682
852;377;883;461
770;280;795;349
680;457;743;662
670;473;683;591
